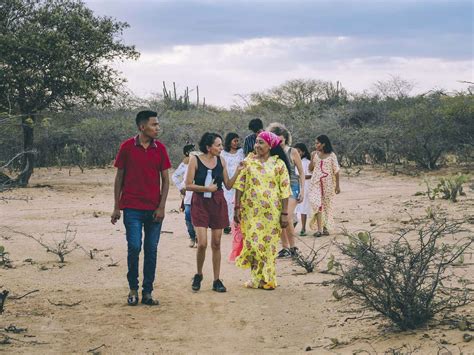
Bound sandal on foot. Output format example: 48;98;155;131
322;228;330;236
313;231;322;237
261;282;276;291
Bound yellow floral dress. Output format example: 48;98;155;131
234;154;291;288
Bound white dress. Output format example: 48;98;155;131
296;157;311;215
171;162;193;205
308;152;340;231
221;148;245;223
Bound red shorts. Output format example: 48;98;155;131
191;190;229;229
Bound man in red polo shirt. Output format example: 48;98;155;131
111;110;171;306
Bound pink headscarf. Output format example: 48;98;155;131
257;131;281;149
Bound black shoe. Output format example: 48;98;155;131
127;292;139;306
277;248;291;258
212;279;227;293
192;274;203;291
141;293;159;306
223;227;231;234
290;247;300;258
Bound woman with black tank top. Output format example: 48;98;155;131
185;132;243;293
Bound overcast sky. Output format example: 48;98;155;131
85;0;473;107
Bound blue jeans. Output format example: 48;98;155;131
290;182;301;200
123;208;162;294
184;204;196;241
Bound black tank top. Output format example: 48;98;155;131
194;156;224;192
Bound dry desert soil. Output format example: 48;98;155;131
0;166;473;354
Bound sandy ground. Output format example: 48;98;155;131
0;166;473;354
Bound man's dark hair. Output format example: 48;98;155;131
248;118;263;133
224;132;239;152
136;110;158;127
183;144;195;157
198;132;222;153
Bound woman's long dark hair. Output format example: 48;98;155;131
294;142;311;160
224;132;239;152
270;145;291;174
317;134;334;154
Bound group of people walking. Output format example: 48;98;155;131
112;111;340;305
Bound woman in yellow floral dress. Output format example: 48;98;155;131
234;131;291;290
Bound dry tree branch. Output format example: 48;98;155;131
87;344;106;353
0;334;49;345
0;150;38;191
47;299;82;307
0;196;32;203
9;289;39;300
0;290;8;314
293;236;331;273
0;224;81;263
335;219;473;330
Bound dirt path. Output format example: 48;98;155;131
0;167;473;354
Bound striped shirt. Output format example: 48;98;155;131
243;133;257;156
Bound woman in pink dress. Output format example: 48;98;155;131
308;135;341;237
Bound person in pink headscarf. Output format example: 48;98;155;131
233;131;292;290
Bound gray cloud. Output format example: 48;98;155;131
86;0;473;60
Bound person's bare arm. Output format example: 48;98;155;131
280;197;289;228
335;171;340;194
153;169;170;222
111;169;124;224
222;158;245;190
309;151;317;172
185;155;217;193
234;189;243;224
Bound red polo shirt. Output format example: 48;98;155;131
114;135;172;211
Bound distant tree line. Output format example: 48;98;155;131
1;77;472;177
0;0;472;187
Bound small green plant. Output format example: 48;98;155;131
422;174;469;202
326;254;341;273
62;144;88;174
422;178;439;200
425;206;437;220
436;174;468;202
0;245;12;268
